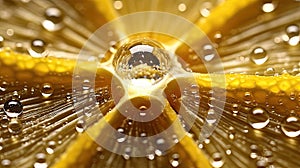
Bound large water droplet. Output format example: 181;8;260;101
114;38;170;84
40;83;54;98
281;115;300;137
3;99;23;118
248;107;270;129
28;39;47;58
42;7;64;31
250;47;268;65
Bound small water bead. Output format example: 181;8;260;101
213;32;222;43
248;107;270;129
250;47;268;65
169;153;180;167
12;91;21;100
286;24;300;46
202;44;215;62
1;159;11;167
210;152;224;168
82;79;91;90
205;109;218;124
116;127;126;143
290;92;296;100
178;3;187;12
34;153;48;168
286;24;299;38
226;149;232;155
250;144;260;159
281;115;300;137
40;83;54;98
262;1;276;13
200;2;212;17
8;118;22;134
228;126;236;140
256;159;268;168
264;67;275;76
139;105;148;117
3;99;23;118
198;143;204;149
204;138;210;144
6;28;14;36
263;150;274;164
65;92;72;99
28;39;47;58
15;42;25;53
46;141;56;154
0;116;9;128
156;138;165;145
147;154;155;160
0;139;3;151
0;81;8;92
232;103;239;115
75;120;85;133
42;7;64;31
0;36;4;48
122;147;132;160
244;92;253;104
113;1;123;10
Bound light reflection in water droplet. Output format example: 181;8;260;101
28;39;48;58
40;83;54;98
248;107;270;129
281;115;300;137
210;152;224;168
169;153;180;167
42;7;64;32
3;99;23;118
250;47;268;65
262;1;276;13
8;118;22;134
